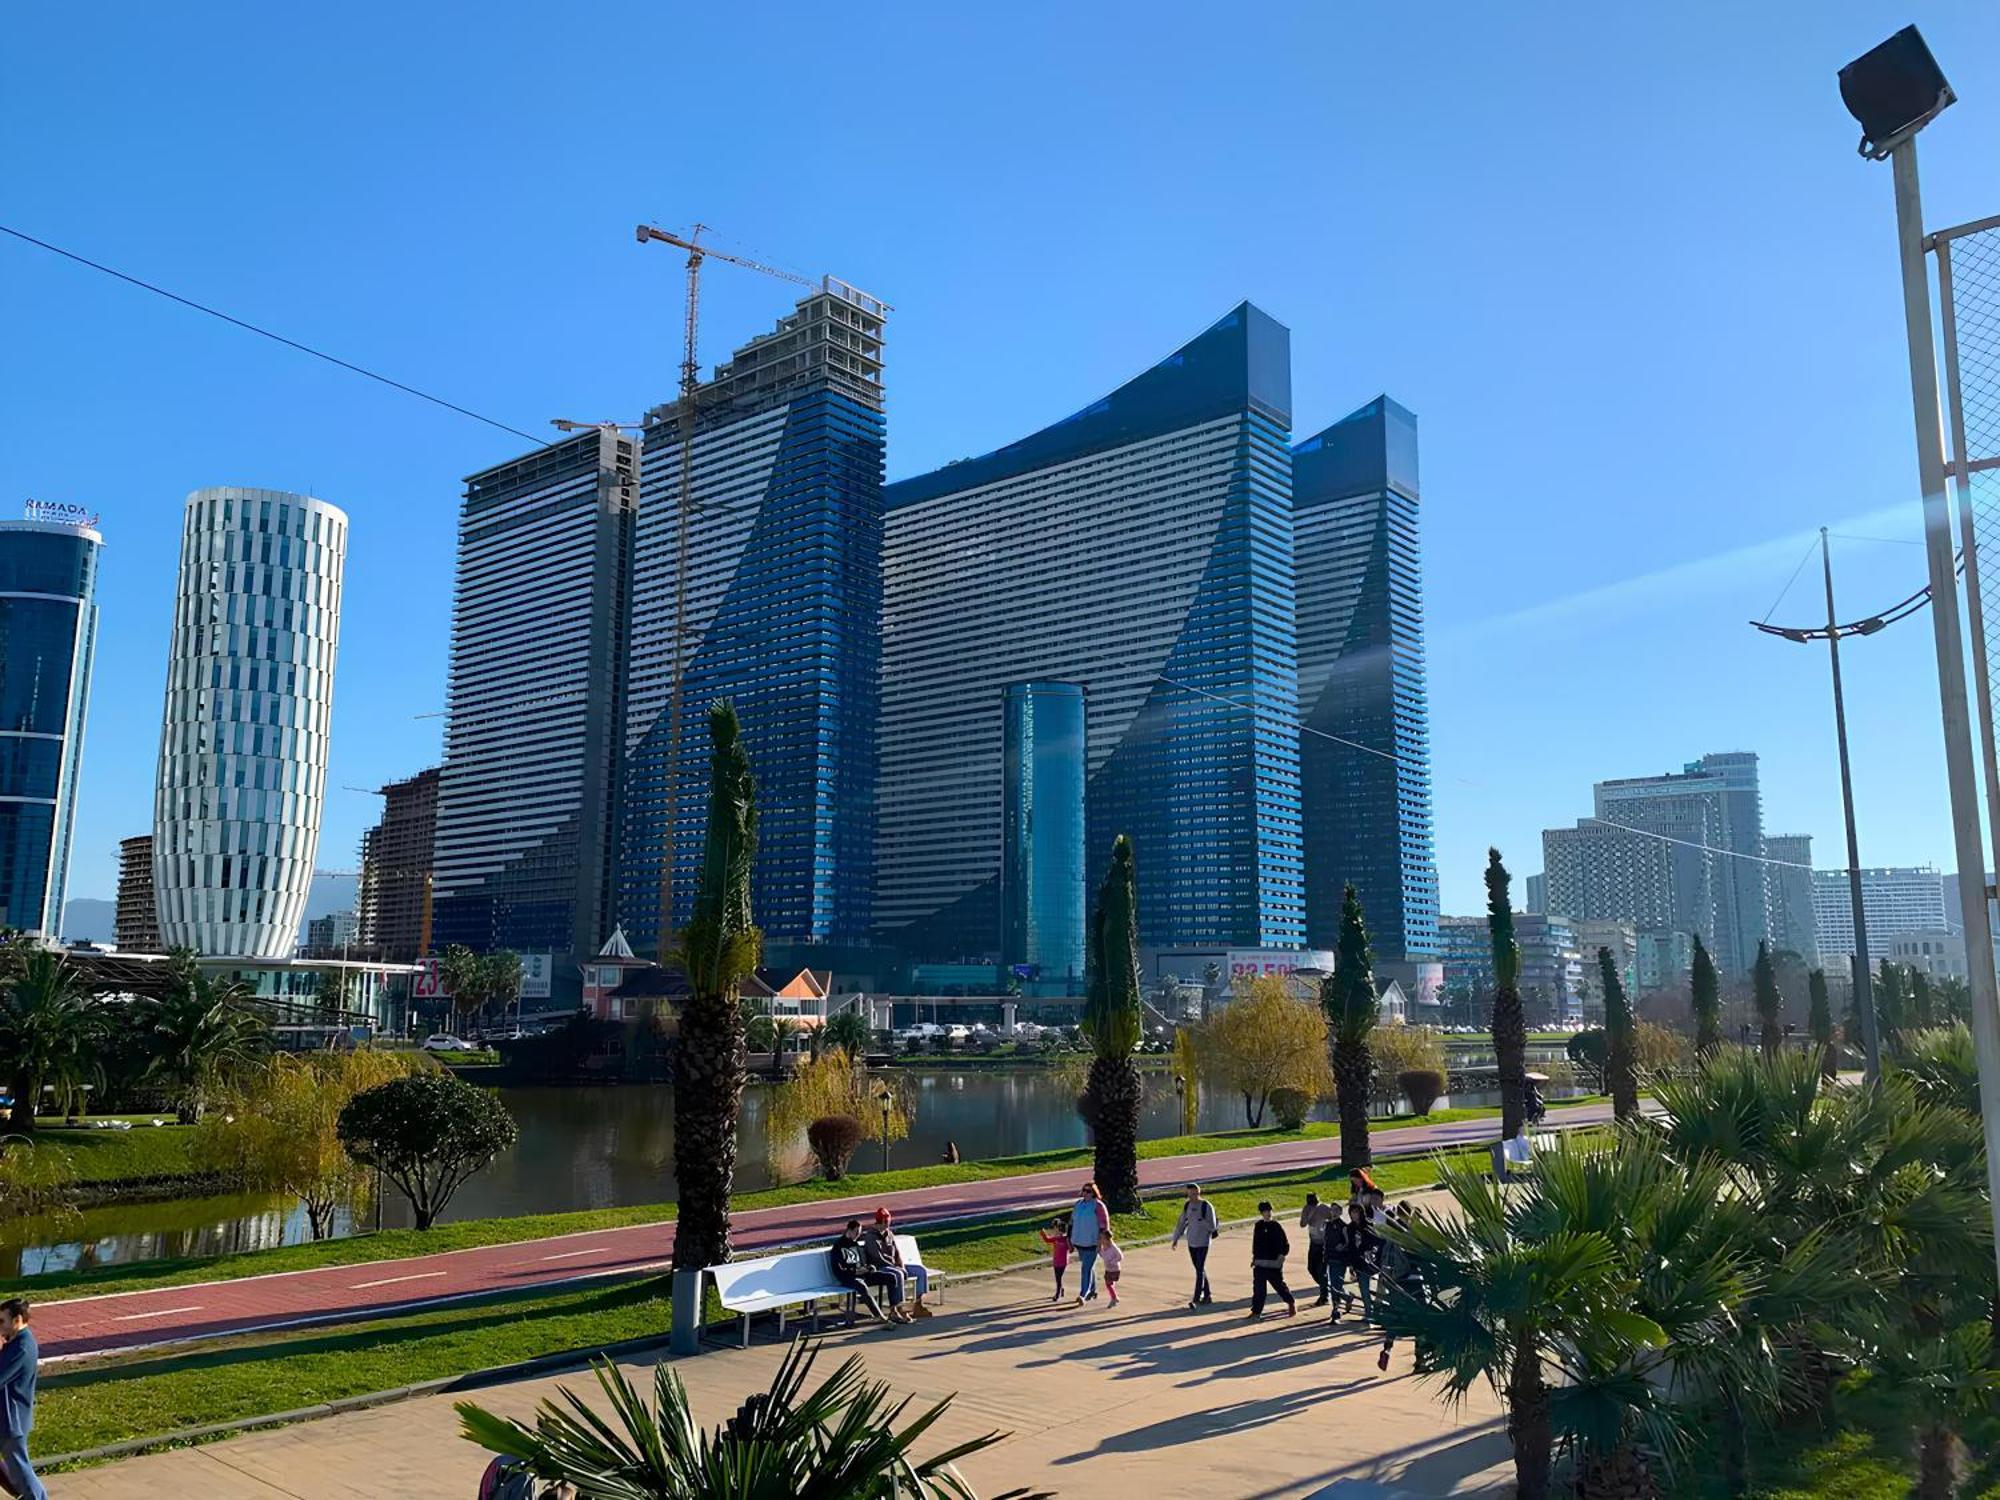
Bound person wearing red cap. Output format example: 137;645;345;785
862;1207;932;1319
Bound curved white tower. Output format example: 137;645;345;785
154;487;347;958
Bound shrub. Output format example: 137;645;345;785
1567;1028;1609;1091
768;1052;912;1182
0;1134;75;1225
806;1114;864;1179
1368;1026;1447;1102
1269;1087;1312;1131
336;1073;518;1230
1399;1068;1447;1116
1632;1020;1693;1079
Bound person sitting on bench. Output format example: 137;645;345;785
830;1219;908;1324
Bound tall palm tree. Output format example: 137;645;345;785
458;1335;1050;1499
1806;968;1835;1080
1079;834;1142;1212
0;950;103;1134
1752;940;1782;1059
1598;948;1638;1124
1485;850;1527;1141
671;701;761;1272
137;969;266;1123
1324;883;1377;1169
1689;933;1721;1059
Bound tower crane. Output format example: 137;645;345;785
635;222;817;961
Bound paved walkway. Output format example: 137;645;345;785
53;1237;1513;1498
38;1102;1631;1361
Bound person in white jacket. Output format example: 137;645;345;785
1168;1182;1220;1308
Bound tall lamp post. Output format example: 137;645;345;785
1841;25;2000;1279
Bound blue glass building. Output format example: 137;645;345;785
0;515;100;938
1293;397;1439;989
1000;682;1087;981
619;281;887;953
879;304;1305;957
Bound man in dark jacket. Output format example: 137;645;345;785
830;1220;907;1324
0;1298;44;1500
1247;1201;1297;1319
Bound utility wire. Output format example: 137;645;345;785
0;223;544;445
1759;537;1821;626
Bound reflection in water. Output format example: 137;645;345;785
4;1056;1576;1276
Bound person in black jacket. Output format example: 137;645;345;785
1247;1201;1298;1318
1334;1199;1380;1321
829;1220;908;1324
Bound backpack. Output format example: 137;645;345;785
478;1456;538;1500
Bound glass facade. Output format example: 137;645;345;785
879;304;1305;957
1293;398;1438;976
1000;682;1086;980
0;522;98;938
618;287;885;954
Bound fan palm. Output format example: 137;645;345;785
457;1335;1049;1500
136;969;266;1123
1891;1023;1979;1118
0;949;105;1133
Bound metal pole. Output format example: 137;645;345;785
1889;139;2000;1286
1823;530;1880;1079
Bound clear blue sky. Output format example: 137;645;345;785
5;2;1998;923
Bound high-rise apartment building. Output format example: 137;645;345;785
999;682;1087;983
358;765;439;963
1764;833;1818;965
0;512;100;938
154;487;346;958
1812;865;1946;958
115;833;161;952
617;280;886;956
1542;819;1697;935
431;430;636;986
1292;397;1438;995
877;304;1304;958
1437;914;1495;1012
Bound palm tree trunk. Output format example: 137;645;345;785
1575;1442;1658;1499
1333;1038;1373;1168
671;988;748;1271
1493;986;1527;1141
9;1072;35;1135
1915;1421;1964;1500
1507;1326;1552;1500
1087;1054;1142;1212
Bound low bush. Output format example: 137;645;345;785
1398;1068;1446;1116
805;1114;863;1179
1268;1087;1312;1131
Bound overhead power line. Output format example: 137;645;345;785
0;223;543;445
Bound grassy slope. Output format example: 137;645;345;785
13;1098;1608;1301
34;1125;202;1185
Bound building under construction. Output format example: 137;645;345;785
358;766;440;963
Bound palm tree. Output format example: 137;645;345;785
0;950;103;1134
1689;933;1721;1059
1909;968;1936;1030
1597;948;1639;1124
1079;834;1142;1212
1485;850;1527;1141
671;701;761;1273
1891;1022;1979;1116
458;1335;1050;1499
136;969;266;1123
1324;883;1377;1169
1752;940;1782;1059
1875;960;1909;1045
437;945;490;1032
1806;968;1835;1080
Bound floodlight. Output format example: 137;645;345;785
1839;25;1955;159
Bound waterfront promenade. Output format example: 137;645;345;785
55;1235;1513;1498
37;1102;1634;1361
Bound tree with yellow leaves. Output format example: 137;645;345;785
1194;975;1334;1127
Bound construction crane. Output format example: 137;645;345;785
635;222;817;962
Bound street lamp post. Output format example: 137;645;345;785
875;1085;893;1174
1843;24;2000;1285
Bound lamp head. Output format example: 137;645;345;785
1839;25;1955;160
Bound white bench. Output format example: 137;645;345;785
1492;1131;1561;1180
707;1234;940;1347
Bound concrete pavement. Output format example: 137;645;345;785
51;1237;1513;1499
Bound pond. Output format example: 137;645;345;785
2;1054;1580;1277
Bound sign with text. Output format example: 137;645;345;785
24;499;100;529
519;953;553;1001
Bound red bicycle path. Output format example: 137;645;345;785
33;1101;1634;1361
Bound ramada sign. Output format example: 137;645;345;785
24;499;100;529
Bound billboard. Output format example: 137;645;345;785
412;959;444;999
519;953;553;1001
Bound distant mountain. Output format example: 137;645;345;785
62;897;116;944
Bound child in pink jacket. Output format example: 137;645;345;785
1038;1216;1072;1302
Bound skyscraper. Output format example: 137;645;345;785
115;833;161;952
1000;682;1087;982
618;280;886;956
1812;865;1946;957
154;487;346;958
1292;396;1438;994
877;303;1305;958
432;429;636;985
1764;833;1818;965
0;510;100;938
358;765;439;963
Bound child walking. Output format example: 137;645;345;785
1098;1220;1125;1305
1038;1216;1072;1302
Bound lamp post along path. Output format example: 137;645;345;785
1821;531;1881;1078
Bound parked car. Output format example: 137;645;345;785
423;1033;478;1053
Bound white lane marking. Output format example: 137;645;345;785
113;1305;203;1321
348;1271;448;1290
539;1247;609;1261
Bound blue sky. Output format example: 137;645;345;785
5;2;1998;922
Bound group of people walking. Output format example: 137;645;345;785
1037;1181;1124;1304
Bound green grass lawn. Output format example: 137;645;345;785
37;1149;1466;1464
12;1097;1609;1302
33;1124;203;1186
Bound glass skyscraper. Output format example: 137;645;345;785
1292;397;1438;991
0;514;100;938
618;280;886;954
878;303;1305;957
1000;682;1086;981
